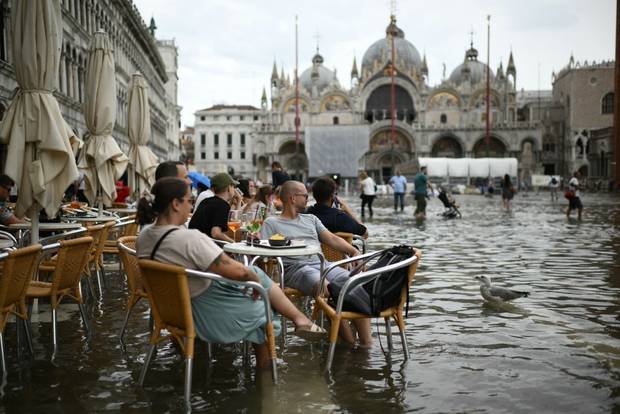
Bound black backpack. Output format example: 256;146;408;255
328;245;416;316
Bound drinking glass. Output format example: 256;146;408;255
228;210;241;241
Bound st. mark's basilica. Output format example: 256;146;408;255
252;15;540;183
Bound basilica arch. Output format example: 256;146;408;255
361;127;415;182
472;135;508;158
278;140;308;179
364;84;415;123
320;94;351;112
431;134;464;158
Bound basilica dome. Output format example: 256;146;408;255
449;46;495;86
300;52;338;94
361;16;422;76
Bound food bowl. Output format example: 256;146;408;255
268;238;289;246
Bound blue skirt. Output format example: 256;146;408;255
191;266;281;344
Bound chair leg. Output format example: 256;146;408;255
325;316;341;372
395;314;409;360
52;308;58;355
139;344;156;386
22;319;33;356
95;267;104;298
100;262;108;288
385;317;393;351
78;303;90;333
119;306;133;342
206;342;212;364
184;357;193;408
0;332;6;375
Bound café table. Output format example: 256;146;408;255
224;240;325;337
107;208;137;216
223;241;325;291
2;222;85;247
62;215;118;224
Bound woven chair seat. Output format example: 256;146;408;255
25;281;52;297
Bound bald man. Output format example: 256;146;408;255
261;180;372;346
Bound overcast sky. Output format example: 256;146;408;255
133;0;615;127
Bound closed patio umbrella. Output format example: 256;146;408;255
127;73;158;197
78;30;128;211
0;0;79;242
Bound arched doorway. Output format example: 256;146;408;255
364;84;416;123
278;141;308;181
257;156;269;183
431;135;463;157
367;129;413;182
472;136;507;158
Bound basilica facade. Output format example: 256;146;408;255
254;16;541;183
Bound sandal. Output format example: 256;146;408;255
294;323;326;340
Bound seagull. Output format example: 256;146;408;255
474;275;530;303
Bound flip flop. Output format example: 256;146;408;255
294;323;326;340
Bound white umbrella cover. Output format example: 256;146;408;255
0;0;78;219
127;73;158;195
78;30;128;207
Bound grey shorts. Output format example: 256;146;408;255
284;262;350;296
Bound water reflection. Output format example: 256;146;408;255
0;193;619;411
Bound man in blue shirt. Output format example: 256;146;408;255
389;171;407;212
413;166;432;218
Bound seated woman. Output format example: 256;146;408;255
242;184;273;218
136;177;324;369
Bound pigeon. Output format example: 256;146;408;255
474;275;530;303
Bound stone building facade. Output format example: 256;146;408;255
0;0;181;169
551;58;614;179
254;15;541;183
193;105;261;178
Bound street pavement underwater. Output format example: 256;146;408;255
1;192;619;412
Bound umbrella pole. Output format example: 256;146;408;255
97;181;103;217
30;202;39;244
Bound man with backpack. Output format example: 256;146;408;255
261;180;372;347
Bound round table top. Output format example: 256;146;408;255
3;222;84;231
107;208;137;215
223;241;321;257
62;215;118;223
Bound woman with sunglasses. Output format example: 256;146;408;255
136;177;325;369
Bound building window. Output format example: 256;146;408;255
240;133;245;146
200;133;206;145
333;116;339;125
200;116;205;121
226;116;231;121
440;114;447;124
602;92;614;114
214;151;219;159
227;151;232;159
240;151;246;159
240;115;245;121
200;152;206;160
253;115;259;121
214;133;219;145
227;133;233;145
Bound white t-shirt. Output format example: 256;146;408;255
568;177;580;198
137;224;223;297
193;189;214;212
360;177;376;196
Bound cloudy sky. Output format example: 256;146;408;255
133;0;615;127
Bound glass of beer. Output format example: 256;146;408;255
228;210;241;241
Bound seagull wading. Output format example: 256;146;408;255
474;275;529;303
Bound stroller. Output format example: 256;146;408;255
437;187;461;218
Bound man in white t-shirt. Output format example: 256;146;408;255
566;171;583;220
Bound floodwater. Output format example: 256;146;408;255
1;192;620;413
